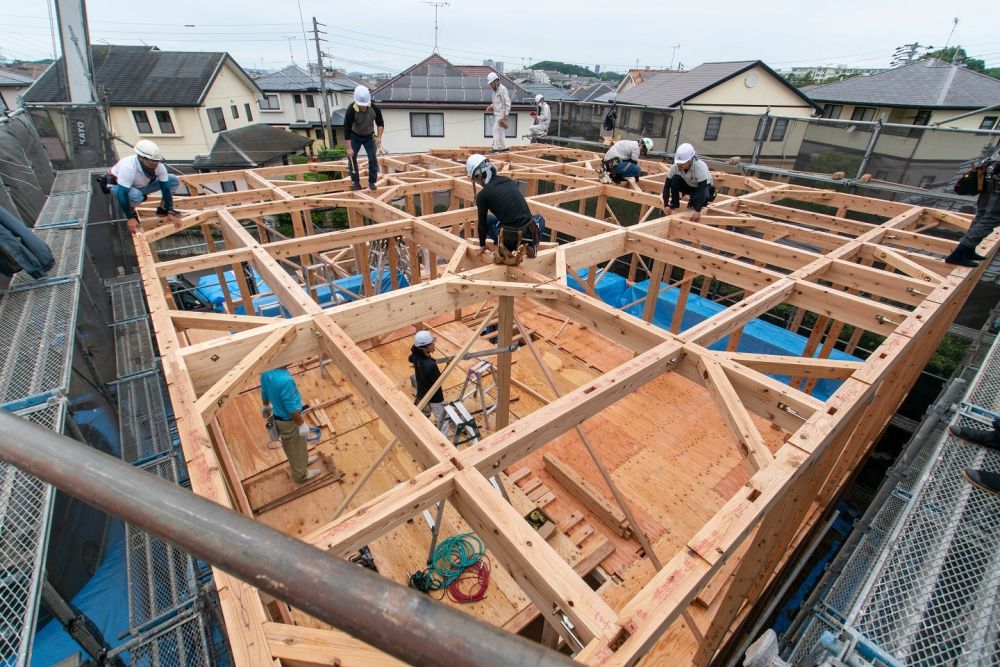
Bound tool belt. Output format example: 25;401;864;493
493;227;527;266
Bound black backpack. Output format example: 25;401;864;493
954;167;983;196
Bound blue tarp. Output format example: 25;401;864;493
568;270;859;401
30;521;129;666
196;268;409;316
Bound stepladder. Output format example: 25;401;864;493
437;400;509;501
458;360;497;431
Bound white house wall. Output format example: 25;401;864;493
378;108;530;154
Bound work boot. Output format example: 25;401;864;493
945;244;979;268
369;183;378;191
296;468;321;484
971;248;988;261
949;424;1000;451
963;469;1000;497
307;454;320;465
351;182;362;191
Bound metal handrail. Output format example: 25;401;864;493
0;410;576;667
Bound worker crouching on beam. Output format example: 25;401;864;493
467;154;546;266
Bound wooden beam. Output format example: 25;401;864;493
543;454;629;537
696;356;774;472
195;325;296;423
264;622;407;666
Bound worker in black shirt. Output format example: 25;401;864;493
466;153;546;265
408;330;445;425
343;85;385;191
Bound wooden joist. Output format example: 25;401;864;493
543;453;631;538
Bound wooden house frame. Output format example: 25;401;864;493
130;145;990;665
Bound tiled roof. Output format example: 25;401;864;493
373;54;534;106
256;65;357;93
22;45;260;106
805;59;1000;108
520;83;577;102
0;69;36;87
616;60;817;110
192;123;311;169
574;83;615;103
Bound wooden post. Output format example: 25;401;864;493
643;261;666;322
495;296;514;430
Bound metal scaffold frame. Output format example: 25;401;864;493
785;331;1000;666
0;170;93;666
7;145;994;665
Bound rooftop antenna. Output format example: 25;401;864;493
423;1;449;53
943;17;959;61
284;36;297;65
668;44;681;70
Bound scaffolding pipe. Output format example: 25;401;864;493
0;410;576;667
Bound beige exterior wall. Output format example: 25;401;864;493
685;65;815;117
0;84;31;111
108;60;259;162
377;108;530;154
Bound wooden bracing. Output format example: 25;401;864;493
131;145;994;666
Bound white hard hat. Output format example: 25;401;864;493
353;85;371;106
135;139;163;161
675;142;695;163
535;94;544;104
641;137;654;153
414;330;434;347
486;72;500;84
466;153;489;179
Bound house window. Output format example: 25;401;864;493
410;112;444;137
978;116;998;131
821;104;843;119
132;110;153;134
704;116;722;141
244;103;253;122
293;94;302;104
305;94;315;108
207;107;227;133
484;114;517;138
769;118;789;142
154;110;175;134
259;94;280;111
221;180;238;193
912;109;931;126
850;106;876;122
230;104;239;119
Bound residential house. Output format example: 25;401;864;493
371;54;534;153
572;82;615;103
23;45;262;163
615;68;673;95
192;124;312;176
609;60;819;158
803;59;1000;186
0;69;35;111
255;65;357;152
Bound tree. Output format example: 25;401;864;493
529;61;597;77
922;46;986;73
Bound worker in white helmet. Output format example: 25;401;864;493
601;137;653;184
343;84;385;191
409;330;446;425
525;93;551;143
466;153;546;264
485;72;511;153
663;142;715;222
106;139;181;233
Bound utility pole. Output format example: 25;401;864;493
423;1;449;54
313;17;333;150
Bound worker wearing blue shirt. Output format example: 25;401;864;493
260;368;320;483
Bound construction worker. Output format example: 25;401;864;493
525;94;550;142
106;140;180;233
260;367;320;484
950;419;1000;496
945;147;1000;267
409;331;446;425
601;137;653;184
485;72;511;153
663;142;715;222
467;153;545;264
343;85;385;191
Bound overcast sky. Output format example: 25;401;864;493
2;1;999;75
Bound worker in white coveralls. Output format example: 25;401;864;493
485;72;511;153
525;94;551;142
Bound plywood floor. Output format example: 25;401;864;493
203;296;785;641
